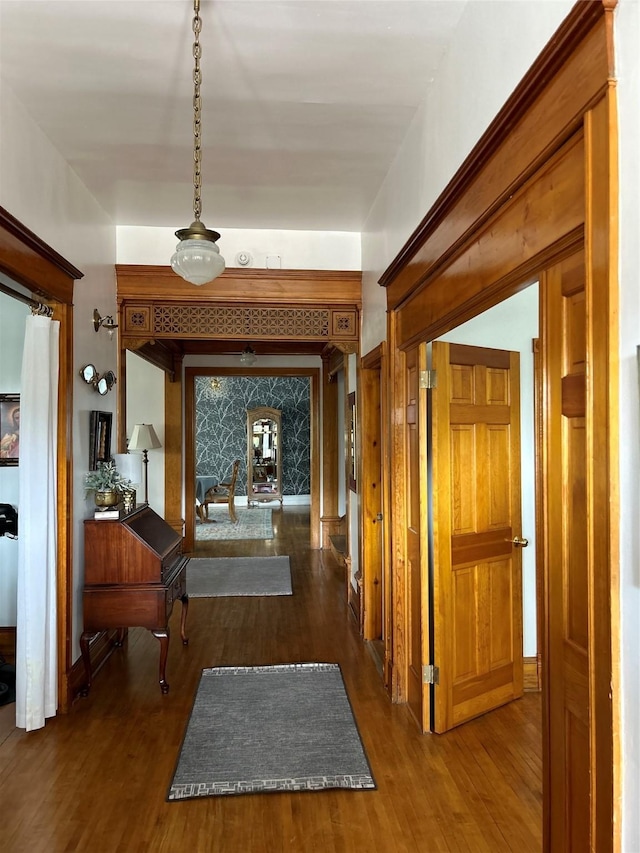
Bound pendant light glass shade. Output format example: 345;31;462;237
239;345;257;366
171;224;226;286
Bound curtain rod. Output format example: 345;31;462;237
0;281;53;317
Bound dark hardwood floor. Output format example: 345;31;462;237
0;507;542;852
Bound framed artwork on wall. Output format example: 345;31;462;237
0;394;20;466
89;410;112;471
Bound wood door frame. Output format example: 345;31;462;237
184;366;321;552
381;3;619;848
0;206;83;712
360;342;391;686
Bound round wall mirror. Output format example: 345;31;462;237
79;365;116;394
80;364;98;384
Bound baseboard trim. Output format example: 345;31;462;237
523;655;541;691
321;514;345;550
0;626;16;663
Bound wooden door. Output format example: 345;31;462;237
360;359;383;643
405;344;429;730
431;342;524;733
542;251;592;851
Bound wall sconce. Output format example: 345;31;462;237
93;309;118;339
79;365;117;396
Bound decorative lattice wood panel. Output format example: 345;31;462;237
121;303;359;342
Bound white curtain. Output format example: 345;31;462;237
16;314;59;731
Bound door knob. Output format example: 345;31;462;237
505;536;529;547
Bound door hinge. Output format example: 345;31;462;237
419;369;437;390
422;664;439;684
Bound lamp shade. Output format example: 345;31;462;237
171;238;225;286
128;423;162;452
113;452;143;486
239;345;257;366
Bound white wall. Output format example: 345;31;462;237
437;285;539;656
0;288;29;625
118;225;361;270
125;353;166;517
615;2;640;849
1;83;117;660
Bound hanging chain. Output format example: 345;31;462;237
192;0;203;222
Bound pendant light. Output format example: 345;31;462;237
239;345;257;366
171;0;225;286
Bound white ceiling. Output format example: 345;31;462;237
0;0;467;232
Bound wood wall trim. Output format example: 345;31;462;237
321;357;339;548
0;210;78;715
584;87;618;853
116;265;362;307
359;364;382;640
395;131;585;349
0;206;83;302
361;343;383;370
523;656;541;691
119;302;359;345
0;627;16;662
164;371;184;537
380;4;608;309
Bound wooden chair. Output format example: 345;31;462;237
202;460;240;524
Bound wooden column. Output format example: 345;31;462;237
164;365;184;536
320;352;340;549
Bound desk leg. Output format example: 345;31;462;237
180;594;189;645
151;629;170;694
79;631;95;697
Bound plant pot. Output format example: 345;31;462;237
94;489;119;507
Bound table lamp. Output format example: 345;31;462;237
127;423;161;503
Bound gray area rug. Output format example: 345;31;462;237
195;507;273;541
187;556;292;597
167;663;376;800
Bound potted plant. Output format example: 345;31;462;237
84;460;131;507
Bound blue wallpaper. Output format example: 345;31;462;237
195;376;311;496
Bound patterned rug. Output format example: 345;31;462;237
167;663;376;800
187;556;292;597
195;507;273;540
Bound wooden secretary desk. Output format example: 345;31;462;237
80;505;189;695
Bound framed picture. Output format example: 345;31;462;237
89;410;112;471
0;394;20;467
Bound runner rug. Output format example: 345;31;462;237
186;556;292;597
195;507;273;541
167;663;376;800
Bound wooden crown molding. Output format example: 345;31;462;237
378;0;607;294
0;207;83;303
116;265;362;307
